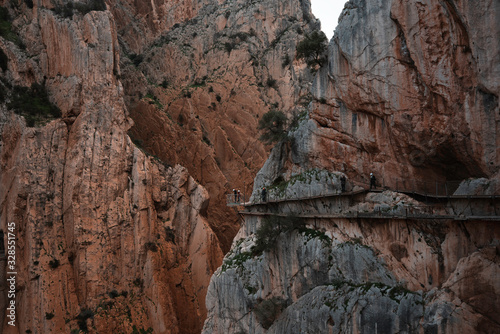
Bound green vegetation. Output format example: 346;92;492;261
107;289;119;299
24;0;34;9
0;7;23;47
132;326;153;334
268;168;335;197
221;251;253;272
224;41;235;54
128;53;144;67
266;78;278;89
160;79;169;88
76;308;94;332
296;30;328;71
144;92;163;110
324;281;417;309
48;258;60;269
281;54;291;68
8;83;61;127
53;0;106;18
298;227;331;246
254;297;287;329
133;278;144;288
289;110;308;131
257;109;287;144
144;241;158;252
252;215;305;255
45;312;55;320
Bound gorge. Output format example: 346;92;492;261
0;0;499;333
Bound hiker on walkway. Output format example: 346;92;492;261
233;189;237;202
370;173;376;190
340;175;346;193
237;189;241;203
261;187;267;203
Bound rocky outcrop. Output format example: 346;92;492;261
115;0;319;251
0;3;222;334
303;0;499;188
203;198;500;333
203;0;500;333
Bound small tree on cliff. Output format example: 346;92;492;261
257;109;288;144
296;30;328;71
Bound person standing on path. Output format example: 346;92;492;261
341;175;346;193
370;173;376;190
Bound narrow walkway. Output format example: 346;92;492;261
239;210;500;221
228;186;500;221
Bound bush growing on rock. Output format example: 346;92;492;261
252;215;304;255
257;109;287;144
8;83;61;127
296;30;328;71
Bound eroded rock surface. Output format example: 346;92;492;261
304;0;500;188
203;210;500;333
203;0;500;333
0;3;222;334
116;0;319;251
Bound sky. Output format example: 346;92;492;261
310;0;347;40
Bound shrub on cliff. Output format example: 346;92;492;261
296;30;328;71
252;215;304;255
53;0;106;18
257;109;287;144
8;83;61;127
0;6;23;47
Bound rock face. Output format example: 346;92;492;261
114;0;319;251
203;200;500;333
0;3;223;334
203;0;500;333
304;0;499;188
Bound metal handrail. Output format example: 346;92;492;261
247;176;498;205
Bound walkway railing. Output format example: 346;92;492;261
243;176;498;205
240;204;500;221
226;194;246;206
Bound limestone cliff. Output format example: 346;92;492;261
204;213;500;333
114;0;319;251
203;0;500;333
309;0;498;187
0;2;223;333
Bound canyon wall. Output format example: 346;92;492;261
0;2;223;333
0;0;323;332
204;213;500;333
114;0;319;251
296;0;498;188
205;0;500;333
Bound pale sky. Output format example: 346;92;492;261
310;0;347;40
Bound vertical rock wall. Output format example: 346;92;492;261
114;0;320;251
203;0;500;333
306;0;499;186
0;2;222;333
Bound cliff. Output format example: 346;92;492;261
0;2;223;333
0;0;323;332
204;214;500;333
204;0;500;333
115;0;319;251
306;0;498;187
